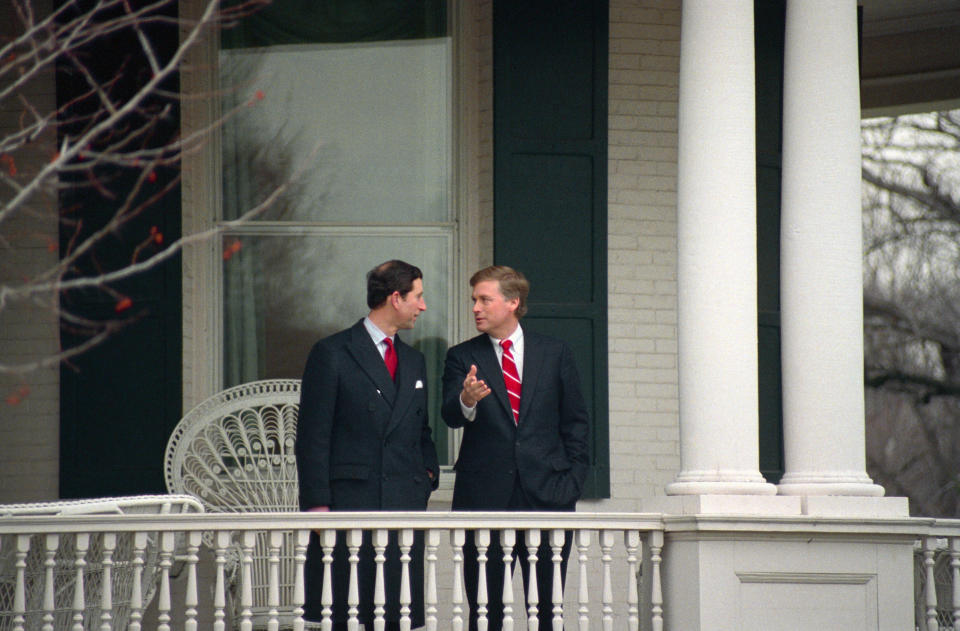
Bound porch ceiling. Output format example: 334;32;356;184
859;0;960;113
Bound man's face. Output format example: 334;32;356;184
472;280;519;339
395;277;426;330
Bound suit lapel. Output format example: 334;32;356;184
345;320;396;407
384;336;418;437
471;335;515;425
517;331;543;422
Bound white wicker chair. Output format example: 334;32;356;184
0;494;204;631
164;379;301;629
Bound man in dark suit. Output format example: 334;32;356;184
441;265;590;631
296;259;440;631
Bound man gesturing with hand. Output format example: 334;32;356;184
441;265;590;631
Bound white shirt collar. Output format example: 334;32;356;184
489;323;523;349
363;317;393;351
489;324;524;378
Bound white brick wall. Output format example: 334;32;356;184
582;0;682;511
0;0;60;503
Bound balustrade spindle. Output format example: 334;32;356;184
213;532;230;631
925;537;939;631
625;531;640;631
185;531;201;631
600;530;614;631
321;529;337;631
71;533;89;631
576;529;590;631
268;530;283;631
425;529;440;631
951;537;960;631
157;531;174;631
240;530;256;631
347;529;362;631
502;529;516;631
451;529;465;631
477;529;490;631
294;529;310;631
42;534;58;631
550;529;564;631
129;532;148;631
649;530;664;631
399;529;414;631
525;529;540;631
13;534;29;631
374;529;389;631
100;533;117;631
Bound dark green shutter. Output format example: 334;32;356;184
755;0;786;482
493;0;610;498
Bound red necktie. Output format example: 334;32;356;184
383;337;397;380
500;339;521;424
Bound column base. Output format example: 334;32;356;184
799;495;908;518
644;494;801;516
778;471;885;497
666;470;777;496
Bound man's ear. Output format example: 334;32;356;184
506;297;520;314
390;290;401;309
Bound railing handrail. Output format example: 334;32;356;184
0;511;668;534
923;517;960;536
6;510;960;535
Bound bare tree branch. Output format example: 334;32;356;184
863;109;960;516
0;0;309;376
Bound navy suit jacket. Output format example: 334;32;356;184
296;319;439;511
441;329;590;510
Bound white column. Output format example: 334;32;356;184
667;0;775;496
777;0;883;497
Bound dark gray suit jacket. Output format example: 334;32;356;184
441;329;590;510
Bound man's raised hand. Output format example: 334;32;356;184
460;364;491;407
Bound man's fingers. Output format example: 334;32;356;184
463;364;479;388
474;383;491;401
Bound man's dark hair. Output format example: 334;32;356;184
367;260;423;309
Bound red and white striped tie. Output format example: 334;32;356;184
500;339;521;424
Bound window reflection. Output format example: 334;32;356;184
222;232;452;460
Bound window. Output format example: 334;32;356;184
214;1;455;462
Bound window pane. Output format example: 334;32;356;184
220;38;451;223
222;231;452;459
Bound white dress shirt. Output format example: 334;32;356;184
460;324;524;421
363;316;394;360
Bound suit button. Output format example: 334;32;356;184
382;474;388;481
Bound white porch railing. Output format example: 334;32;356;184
0;512;665;631
915;519;960;631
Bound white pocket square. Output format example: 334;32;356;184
415;380;424;389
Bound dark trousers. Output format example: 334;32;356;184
462;484;573;631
